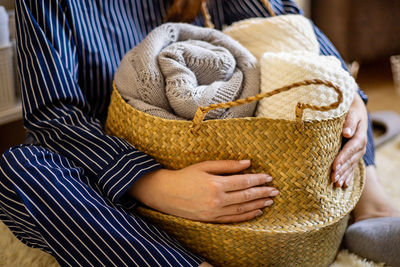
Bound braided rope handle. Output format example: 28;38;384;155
201;0;275;29
190;79;343;133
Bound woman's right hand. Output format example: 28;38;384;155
128;160;278;223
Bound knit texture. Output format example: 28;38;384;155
115;23;259;120
223;15;319;60
224;14;356;121
256;51;357;121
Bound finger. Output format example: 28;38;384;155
343;158;362;188
221;173;273;192
218;198;273;217
336;164;356;188
194;160;251;174
333;148;365;182
332;150;363;184
332;132;366;179
335;158;358;187
213;209;264;223
344;169;356;188
335;166;350;187
344;161;359;188
224;186;279;205
342;109;359;138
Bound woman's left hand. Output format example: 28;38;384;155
331;93;368;188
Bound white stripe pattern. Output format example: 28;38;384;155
0;0;373;265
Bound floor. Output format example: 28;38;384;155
0;119;24;154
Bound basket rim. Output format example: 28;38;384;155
111;82;347;126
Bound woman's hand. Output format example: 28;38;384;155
331;94;368;188
128;160;278;223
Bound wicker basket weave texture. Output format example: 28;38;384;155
135;209;351;266
106;85;365;267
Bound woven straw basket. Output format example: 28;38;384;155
106;79;365;266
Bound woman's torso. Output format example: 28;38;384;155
62;0;296;122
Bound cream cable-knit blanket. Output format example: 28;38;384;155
224;14;357;121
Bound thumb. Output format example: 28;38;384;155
342;109;359;138
194;160;251;174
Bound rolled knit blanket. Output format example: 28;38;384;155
114;23;259;120
224;14;357;121
223;15;319;60
256;51;357;121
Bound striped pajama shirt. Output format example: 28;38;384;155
0;0;375;266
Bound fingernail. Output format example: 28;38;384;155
239;160;250;164
336;164;341;171
264;199;273;206
255;210;263;217
264;175;273;183
344;178;351;188
339;179;344;187
334;175;340;182
270;190;279;197
343;128;351;136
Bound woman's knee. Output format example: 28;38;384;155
0;145;53;187
2;144;34;163
1;144;87;199
0;146;32;192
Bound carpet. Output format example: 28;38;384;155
1;135;399;266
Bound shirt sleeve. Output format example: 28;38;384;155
15;0;161;204
221;0;368;102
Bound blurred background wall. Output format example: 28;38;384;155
4;0;399;62
312;0;400;63
2;0;13;10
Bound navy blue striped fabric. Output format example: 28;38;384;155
0;0;374;265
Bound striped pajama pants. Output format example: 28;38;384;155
0;145;203;266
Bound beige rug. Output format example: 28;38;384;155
1;135;399;266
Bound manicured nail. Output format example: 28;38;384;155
343;128;351;136
270;190;279;197
336;164;341;171
255;210;263;217
264;175;273;183
264;199;273;206
239;160;251;164
334;174;340;182
345;178;352;188
339;179;344;187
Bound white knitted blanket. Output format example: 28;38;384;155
224;15;320;60
257;51;357;120
224;15;357;121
